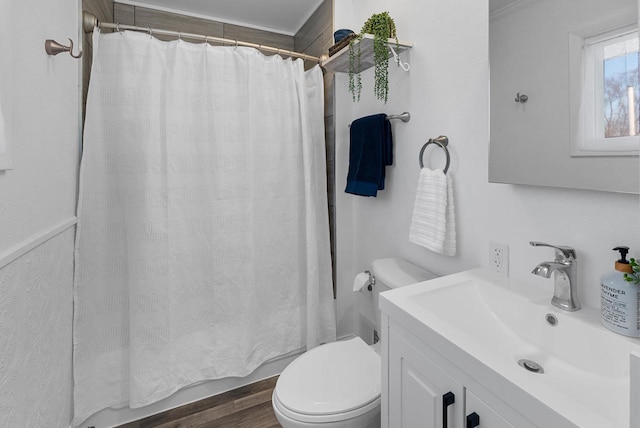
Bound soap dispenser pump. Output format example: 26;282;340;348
613;246;632;274
600;246;640;337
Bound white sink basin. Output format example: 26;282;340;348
380;268;640;428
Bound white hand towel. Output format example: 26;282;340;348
409;168;456;256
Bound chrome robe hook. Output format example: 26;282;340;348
515;92;528;103
45;38;82;59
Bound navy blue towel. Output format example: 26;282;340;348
345;114;393;197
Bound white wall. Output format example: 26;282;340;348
0;0;80;426
334;0;640;338
0;0;80;248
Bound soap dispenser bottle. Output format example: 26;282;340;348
601;246;640;337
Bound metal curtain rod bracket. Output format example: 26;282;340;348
419;135;450;173
83;11;99;33
45;38;82;59
81;11;320;63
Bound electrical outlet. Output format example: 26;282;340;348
489;241;509;276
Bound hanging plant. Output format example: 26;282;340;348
348;12;398;103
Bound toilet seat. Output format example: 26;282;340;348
273;337;381;424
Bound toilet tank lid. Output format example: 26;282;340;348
371;258;437;289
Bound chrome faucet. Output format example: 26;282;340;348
530;241;580;311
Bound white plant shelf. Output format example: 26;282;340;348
321;34;413;74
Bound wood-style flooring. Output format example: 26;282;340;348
116;376;282;428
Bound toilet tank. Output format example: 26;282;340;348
372;258;437;292
371;258;437;342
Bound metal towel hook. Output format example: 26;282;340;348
515;92;528;103
44;38;82;59
419;135;450;173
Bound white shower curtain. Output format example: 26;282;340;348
73;30;336;426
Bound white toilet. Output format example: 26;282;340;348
272;258;436;428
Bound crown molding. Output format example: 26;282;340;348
490;0;540;22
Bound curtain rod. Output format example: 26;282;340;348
82;12;324;63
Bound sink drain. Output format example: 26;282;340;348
518;359;544;374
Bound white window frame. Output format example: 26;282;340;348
570;24;640;157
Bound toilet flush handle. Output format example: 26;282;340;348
364;270;375;291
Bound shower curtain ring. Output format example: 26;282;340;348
147;27;153;38
235;39;239;49
116;23;121;33
178;32;182;41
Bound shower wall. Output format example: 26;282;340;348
83;0;114;117
113;3;294;49
294;0;337;292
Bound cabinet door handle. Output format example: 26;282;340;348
442;392;455;428
466;412;480;428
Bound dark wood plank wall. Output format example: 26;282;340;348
294;0;336;293
113;4;294;50
82;0;114;120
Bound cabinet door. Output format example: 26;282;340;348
388;329;464;428
465;389;515;428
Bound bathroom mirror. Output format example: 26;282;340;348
489;0;639;194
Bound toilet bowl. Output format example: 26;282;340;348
272;337;381;427
272;258;436;428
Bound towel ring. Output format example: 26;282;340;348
419;135;450;173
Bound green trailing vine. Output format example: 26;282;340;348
348;36;362;102
623;258;640;284
348;12;398;103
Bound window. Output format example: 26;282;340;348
571;24;640;156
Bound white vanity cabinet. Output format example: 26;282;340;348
387;327;464;428
380;269;635;428
465;390;513;428
383;320;536;428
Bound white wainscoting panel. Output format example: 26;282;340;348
0;227;75;427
